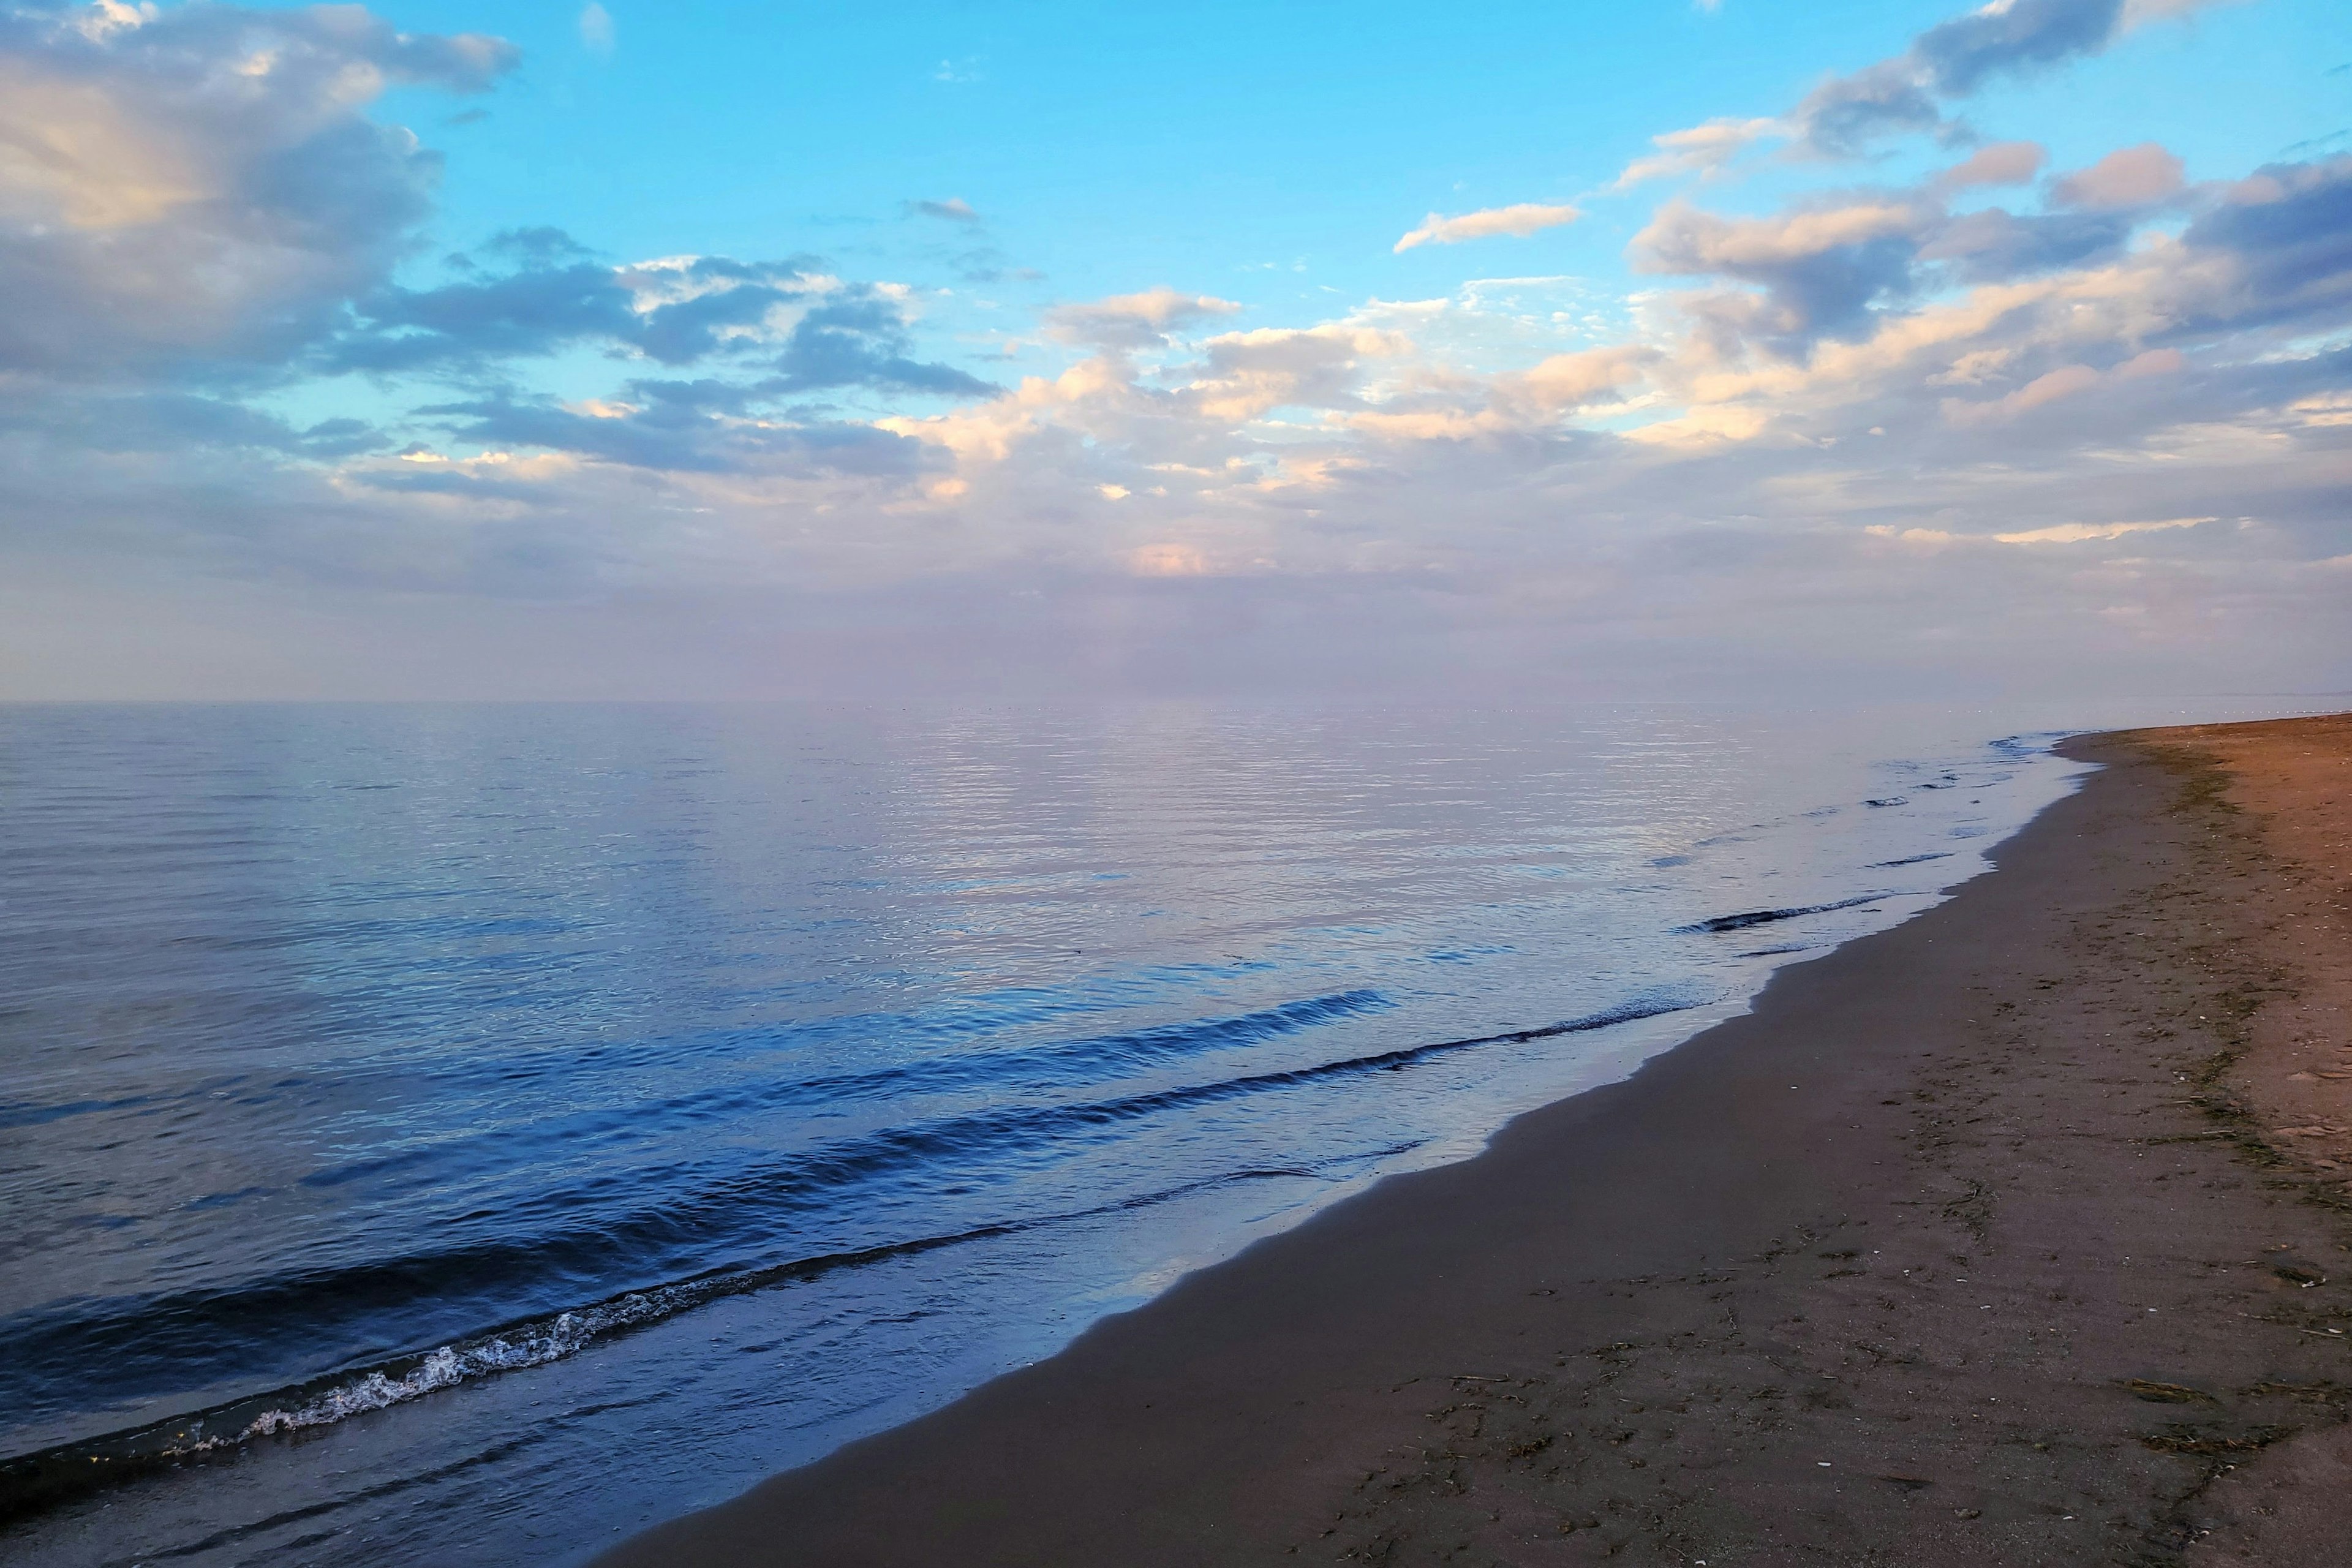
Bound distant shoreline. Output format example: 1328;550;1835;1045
595;714;2352;1566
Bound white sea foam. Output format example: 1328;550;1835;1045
227;1299;666;1444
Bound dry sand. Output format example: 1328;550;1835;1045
593;715;2352;1567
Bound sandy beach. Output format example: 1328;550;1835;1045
594;715;2352;1567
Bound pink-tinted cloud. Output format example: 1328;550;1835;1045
2049;143;2187;208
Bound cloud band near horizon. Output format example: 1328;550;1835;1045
0;0;2342;703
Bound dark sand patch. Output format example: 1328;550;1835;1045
2133;714;2352;1182
593;722;2352;1567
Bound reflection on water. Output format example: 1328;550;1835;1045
0;701;2084;1564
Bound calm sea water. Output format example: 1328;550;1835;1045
0;700;2108;1564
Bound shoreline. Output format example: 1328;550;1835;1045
592;717;2352;1566
0;714;2079;1561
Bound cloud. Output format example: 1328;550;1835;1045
328;252;643;372
1633;200;1925;344
1508;344;1657;412
1917;206;2133;281
624;259;820;364
2048;142;2186;208
1131;543;1210;576
578;3;613;55
769;291;998;396
0;2;519;377
1043;287;1242;349
412;393;929;476
1911;0;2129;97
320;240;993;397
0;388;386;457
1790;59;1950;157
1788;0;2233;156
1864;514;2215;545
1344;342;1660;440
1624;132;2220;360
1940;361;2103;423
2119;0;2241;30
323;243;816;372
2180;155;2352;330
910;197;981;223
1;1;2344;707
1934;140;2048;191
1182;325;1409;421
1992;514;2215;543
1393;203;1581;252
1613;118;1781;187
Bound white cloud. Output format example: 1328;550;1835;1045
1393;203;1581;253
910;197;980;223
1184;325;1409;421
0;2;516;375
2;0;2346;704
1613;118;1781;188
1992;516;2217;544
1042;287;1242;348
1636;200;1918;272
578;3;614;55
1131;543;1210;576
2120;0;2242;29
1869;516;2220;546
1942;363;2102;424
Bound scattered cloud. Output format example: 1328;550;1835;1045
0;0;2342;702
1614;118;1782;187
1131;543;1210;576
2120;0;2243;27
578;2;613;55
1634;200;1924;345
1042;287;1243;349
1625;0;2223;188
1994;515;2216;543
0;1;518;377
1871;515;2220;546
910;197;981;223
1790;0;2236;156
1395;203;1581;252
1934;140;2049;191
770;291;998;396
2048;141;2187;208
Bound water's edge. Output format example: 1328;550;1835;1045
0;706;2132;1564
0;995;1717;1521
576;739;2110;1564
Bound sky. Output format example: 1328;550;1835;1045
0;0;2346;702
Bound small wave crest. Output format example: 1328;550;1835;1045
1681;893;1890;935
2;994;1701;1422
295;990;1398;1196
0;1154;1370;1521
0;991;1704;1520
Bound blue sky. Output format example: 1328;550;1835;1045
381;1;2339;298
1;0;2348;699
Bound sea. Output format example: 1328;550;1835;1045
0;697;2309;1565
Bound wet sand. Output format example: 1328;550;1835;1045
593;717;2352;1567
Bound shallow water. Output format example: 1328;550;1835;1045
0;700;2134;1562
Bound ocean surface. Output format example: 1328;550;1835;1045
0;698;2177;1564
